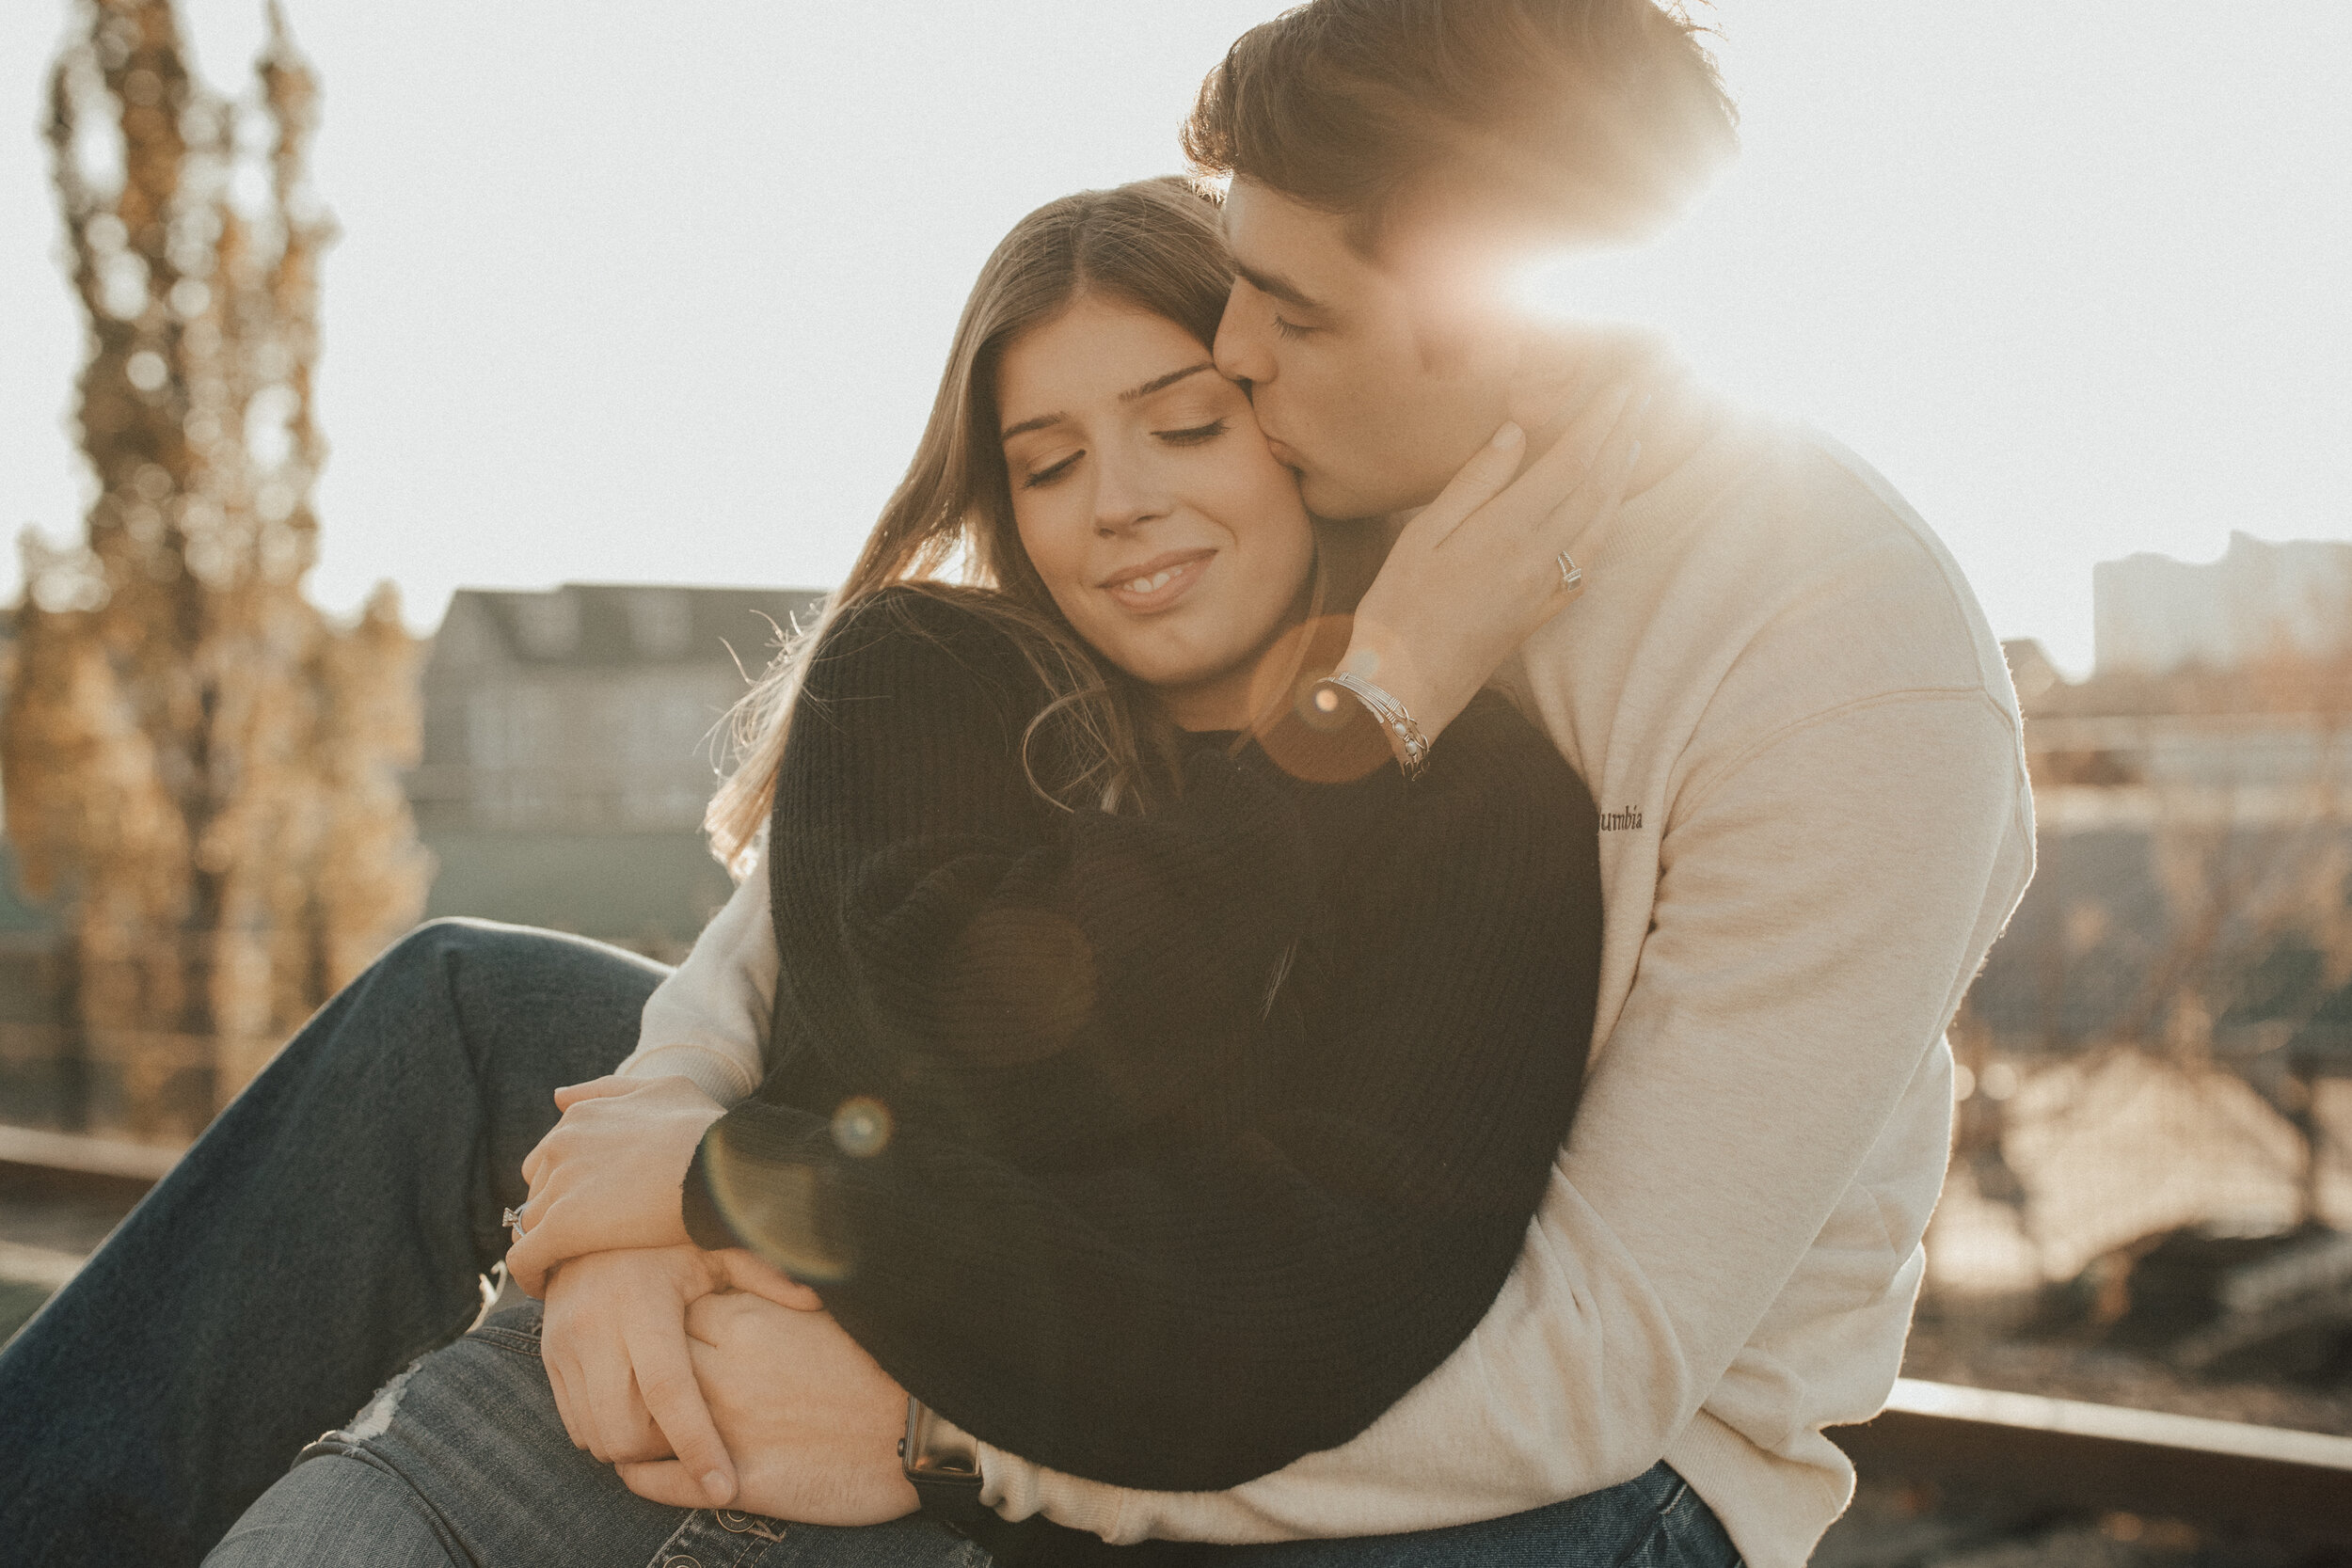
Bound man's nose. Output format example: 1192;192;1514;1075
1213;287;1272;388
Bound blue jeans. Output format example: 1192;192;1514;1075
206;1304;990;1568
0;920;1740;1567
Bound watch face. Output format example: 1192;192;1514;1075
903;1400;979;1478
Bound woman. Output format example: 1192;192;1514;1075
0;180;1630;1568
513;175;1628;1507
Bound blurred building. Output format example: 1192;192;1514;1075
1973;636;2352;1067
1953;629;2352;1272
1982;535;2352;1074
2094;531;2352;675
0;583;824;1130
410;582;823;951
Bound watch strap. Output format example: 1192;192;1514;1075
907;1465;989;1527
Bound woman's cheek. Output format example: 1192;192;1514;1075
1023;502;1085;605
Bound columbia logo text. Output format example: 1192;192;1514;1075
1599;807;1645;832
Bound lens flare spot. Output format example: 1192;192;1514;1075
701;1121;851;1282
831;1095;892;1158
1245;614;1393;784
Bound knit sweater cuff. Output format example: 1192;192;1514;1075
681;1138;735;1253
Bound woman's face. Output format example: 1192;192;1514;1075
998;293;1315;731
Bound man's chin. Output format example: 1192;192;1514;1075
1297;471;1405;524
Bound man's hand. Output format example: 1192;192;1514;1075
508;1074;726;1296
617;1289;920;1526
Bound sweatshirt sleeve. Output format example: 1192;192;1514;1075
754;588;1325;1159
969;692;2030;1544
615;855;775;1105
685;694;1601;1492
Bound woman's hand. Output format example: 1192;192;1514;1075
1340;374;1645;747
507;1074;727;1296
617;1287;919;1525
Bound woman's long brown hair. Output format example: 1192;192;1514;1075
705;177;1239;874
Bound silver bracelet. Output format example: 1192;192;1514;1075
1314;672;1433;782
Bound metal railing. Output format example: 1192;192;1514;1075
6;1133;2349;1542
1837;1378;2352;1539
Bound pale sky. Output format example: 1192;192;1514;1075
2;3;2347;676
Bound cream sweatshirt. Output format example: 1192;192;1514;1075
617;408;2034;1568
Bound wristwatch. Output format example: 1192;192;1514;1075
900;1397;988;1529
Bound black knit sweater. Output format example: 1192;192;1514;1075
683;586;1603;1494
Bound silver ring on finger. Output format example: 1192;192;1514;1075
501;1205;529;1242
1556;550;1584;594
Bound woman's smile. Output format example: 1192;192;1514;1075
1099;548;1216;613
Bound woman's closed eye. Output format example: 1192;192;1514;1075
1019;420;1226;488
1154;419;1228;448
1021;451;1083;490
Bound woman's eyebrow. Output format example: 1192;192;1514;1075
1000;362;1216;440
1120;361;1214;403
1001;410;1066;441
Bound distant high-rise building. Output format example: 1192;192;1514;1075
2093;531;2352;675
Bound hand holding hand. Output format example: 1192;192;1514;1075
507;1074;726;1296
541;1244;825;1509
541;1246;732;1494
618;1289;919;1525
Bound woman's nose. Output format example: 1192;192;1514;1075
1213;287;1273;388
1091;448;1168;535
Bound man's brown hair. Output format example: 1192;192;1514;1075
1184;0;1738;255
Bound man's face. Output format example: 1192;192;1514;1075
1213;178;1516;521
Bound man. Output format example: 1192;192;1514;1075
566;3;2032;1564
0;4;2030;1565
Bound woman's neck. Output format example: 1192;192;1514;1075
1160;680;1255;734
1161;605;1357;738
1154;568;1328;734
